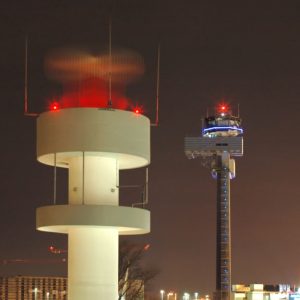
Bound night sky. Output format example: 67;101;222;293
1;0;300;297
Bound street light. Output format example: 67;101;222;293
160;290;165;300
168;292;174;299
194;292;199;300
34;288;38;300
183;292;190;300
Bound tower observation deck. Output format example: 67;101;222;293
185;103;243;300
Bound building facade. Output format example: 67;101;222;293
0;276;146;300
232;284;300;300
0;276;67;300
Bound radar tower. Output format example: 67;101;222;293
34;49;151;300
185;102;244;300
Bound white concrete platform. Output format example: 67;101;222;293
37;108;150;169
36;204;150;235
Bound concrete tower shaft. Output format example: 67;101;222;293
36;108;151;300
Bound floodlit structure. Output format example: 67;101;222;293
232;283;300;300
185;103;243;300
34;50;151;300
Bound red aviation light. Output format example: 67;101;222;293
50;101;60;111
133;105;143;115
216;102;230;115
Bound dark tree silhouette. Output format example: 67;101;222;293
119;241;158;300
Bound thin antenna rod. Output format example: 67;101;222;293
108;17;112;107
24;36;38;117
24;36;28;114
155;44;160;126
237;103;240;118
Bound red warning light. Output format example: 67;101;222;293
217;102;230;115
133;105;143;115
50;102;60;111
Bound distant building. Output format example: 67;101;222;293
0;276;67;300
232;284;300;300
0;276;145;300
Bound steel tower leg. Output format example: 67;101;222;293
215;156;231;300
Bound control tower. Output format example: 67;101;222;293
34;49;151;300
185;103;243;300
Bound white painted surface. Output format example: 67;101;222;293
68;227;118;300
37;108;150;169
36;107;151;300
68;156;118;205
36;205;150;234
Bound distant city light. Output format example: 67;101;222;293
167;292;178;299
183;292;190;300
159;290;209;300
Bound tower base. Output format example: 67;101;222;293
213;290;232;300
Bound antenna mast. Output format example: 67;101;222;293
151;44;160;126
155;44;160;126
24;36;28;114
24;36;38;117
108;16;112;107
